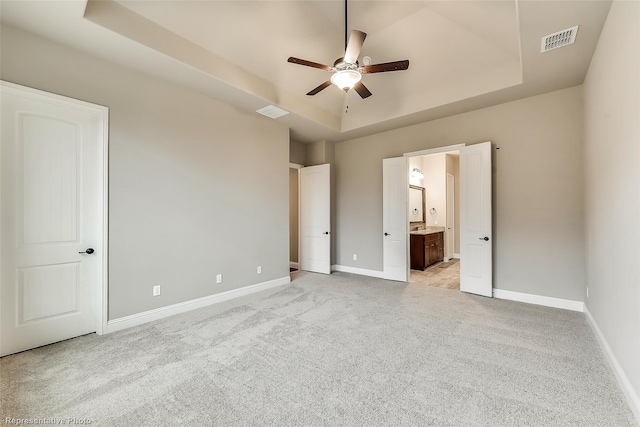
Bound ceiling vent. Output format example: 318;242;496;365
541;26;579;53
256;105;289;119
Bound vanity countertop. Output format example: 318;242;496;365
410;226;446;236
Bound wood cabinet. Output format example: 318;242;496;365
410;232;444;270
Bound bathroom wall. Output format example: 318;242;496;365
445;154;461;255
422;154;446;227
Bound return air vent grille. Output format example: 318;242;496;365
541;26;579;53
256;105;289;119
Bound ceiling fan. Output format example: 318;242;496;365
287;0;409;99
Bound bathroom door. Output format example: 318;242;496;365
460;142;492;297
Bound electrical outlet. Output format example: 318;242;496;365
353;254;357;261
435;220;439;225
257;266;262;274
152;285;161;297
216;274;222;284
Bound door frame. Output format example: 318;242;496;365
0;81;109;338
446;172;455;261
403;143;479;289
289;163;303;270
299;163;331;274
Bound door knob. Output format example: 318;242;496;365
479;237;489;241
79;248;95;254
384;232;390;236
323;231;330;235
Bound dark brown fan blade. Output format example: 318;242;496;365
288;57;332;71
360;60;409;74
306;81;332;96
353;81;372;99
343;30;367;64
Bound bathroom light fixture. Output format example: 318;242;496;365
411;168;424;179
330;69;362;92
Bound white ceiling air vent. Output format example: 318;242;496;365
256;105;289;119
541;26;579;53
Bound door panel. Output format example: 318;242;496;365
460;142;492;297
299;164;330;274
1;82;106;356
383;157;408;281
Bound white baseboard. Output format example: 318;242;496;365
453;253;460;259
493;289;584;312
331;264;385;279
106;276;291;334
584;307;640;423
289;261;299;269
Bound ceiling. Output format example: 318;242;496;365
0;0;612;143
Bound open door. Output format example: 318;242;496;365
383;157;408;281
460;142;492;296
300;164;330;274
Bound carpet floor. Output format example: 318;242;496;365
1;271;636;426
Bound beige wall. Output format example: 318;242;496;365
289;140;307;166
451;156;461;254
423;154;446;227
583;0;640;412
445;154;460;255
334;86;585;301
1;26;290;320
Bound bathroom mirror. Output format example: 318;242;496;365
409;185;425;224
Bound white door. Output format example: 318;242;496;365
383;157;408;282
460;141;492;297
446;173;455;260
1;82;107;357
300;164;330;274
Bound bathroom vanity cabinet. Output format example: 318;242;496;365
410;231;444;270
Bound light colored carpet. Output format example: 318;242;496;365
1;271;637;426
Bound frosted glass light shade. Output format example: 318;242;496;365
331;70;362;92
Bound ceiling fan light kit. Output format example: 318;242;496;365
331;69;362;92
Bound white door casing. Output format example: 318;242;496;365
299;164;330;274
460;141;492;297
446;173;455;260
0;81;108;356
383;157;408;282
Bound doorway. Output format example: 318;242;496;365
386;141;492;297
289;164;302;272
407;150;460;290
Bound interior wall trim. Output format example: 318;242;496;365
493;289;584;312
331;264;385;279
105;276;291;334
584;307;640;423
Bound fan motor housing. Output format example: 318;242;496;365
334;57;359;69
